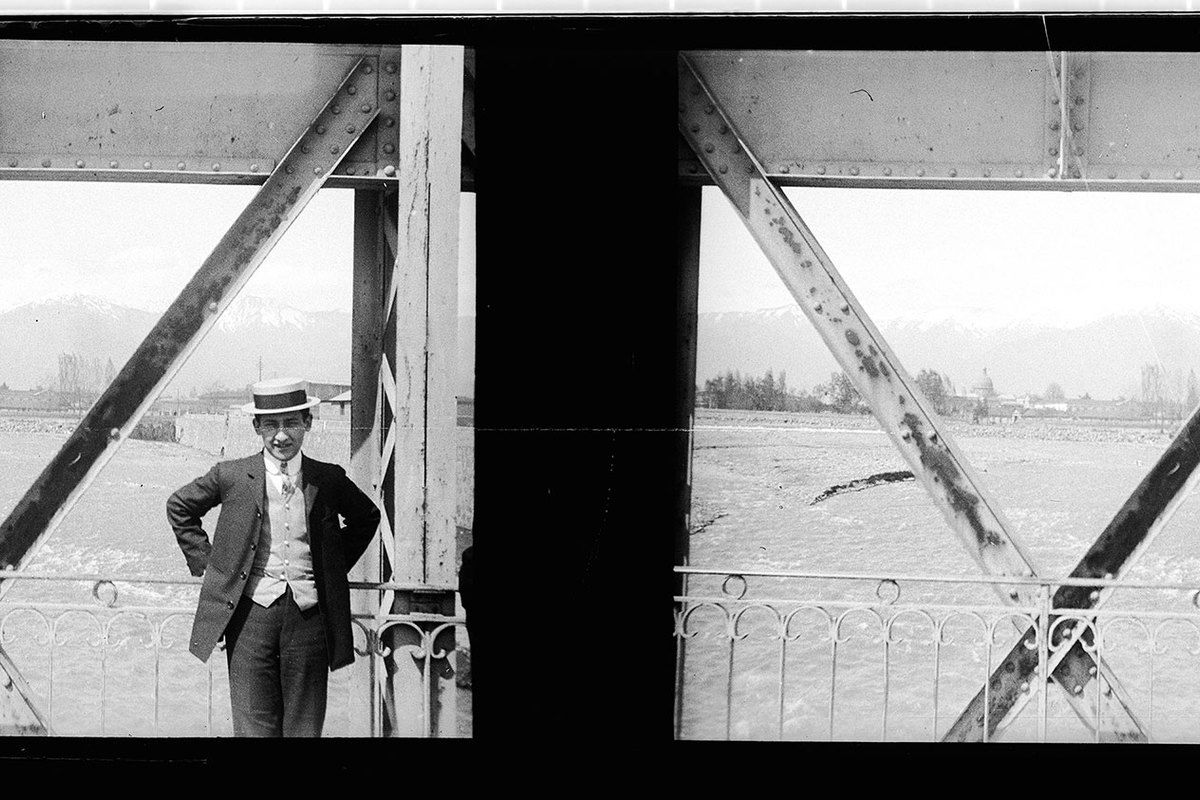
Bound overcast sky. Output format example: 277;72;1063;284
0;181;477;317
5;179;1200;332
700;185;1200;328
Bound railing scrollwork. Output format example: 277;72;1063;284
0;573;464;737
675;566;1200;742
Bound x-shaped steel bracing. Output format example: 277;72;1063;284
0;59;381;733
679;54;1200;742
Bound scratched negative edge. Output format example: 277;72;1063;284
677;54;1039;602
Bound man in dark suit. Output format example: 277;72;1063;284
166;377;380;737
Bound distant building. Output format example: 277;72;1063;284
307;381;351;402
968;368;998;400
1065;396;1146;421
200;388;253;414
150;396;211;416
323;390;351;418
306;381;351;419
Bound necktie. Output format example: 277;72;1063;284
280;459;295;497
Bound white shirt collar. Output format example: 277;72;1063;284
262;449;302;476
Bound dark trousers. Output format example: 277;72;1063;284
224;586;329;737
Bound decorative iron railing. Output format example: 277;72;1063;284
0;571;466;737
675;566;1200;743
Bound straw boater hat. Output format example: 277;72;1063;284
243;377;322;415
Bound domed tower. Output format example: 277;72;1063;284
970;368;997;399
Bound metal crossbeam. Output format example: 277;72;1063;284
0;41;476;191
677;55;1039;603
946;404;1200;741
678;50;1200;192
0;58;379;729
678;53;1154;742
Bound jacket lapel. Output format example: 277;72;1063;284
301;454;321;519
246;452;265;518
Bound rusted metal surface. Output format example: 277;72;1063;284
947;403;1200;741
677;54;1040;604
680;52;1151;742
0;647;50;734
0;59;379;585
944;626;1146;743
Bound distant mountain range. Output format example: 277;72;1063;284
698;305;1200;401
0;294;476;398
9;294;1195;404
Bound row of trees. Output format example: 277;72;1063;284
701;369;823;413
702;367;965;415
700;369;869;414
57;353;117;411
702;362;1200;420
1140;364;1200;422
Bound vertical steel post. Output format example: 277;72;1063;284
675;183;702;740
350;187;387;736
1038;584;1050;743
379;44;463;737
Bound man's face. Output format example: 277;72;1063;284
253;411;311;462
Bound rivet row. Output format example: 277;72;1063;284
757;165;1044;179
1;159;277;172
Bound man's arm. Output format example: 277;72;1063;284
166;463;223;577
333;467;381;570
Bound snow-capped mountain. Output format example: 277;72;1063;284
0;294;476;399
698;304;1200;400
33;294;142;320
215;295;316;332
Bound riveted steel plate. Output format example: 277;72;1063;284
684;50;1058;184
1086;52;1200;181
0;40;393;185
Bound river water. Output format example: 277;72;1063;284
680;409;1200;742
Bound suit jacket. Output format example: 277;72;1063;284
166;452;381;670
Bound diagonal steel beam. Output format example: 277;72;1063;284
0;58;379;731
678;53;1148;742
0;646;51;734
946;404;1200;742
677;55;1039;602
